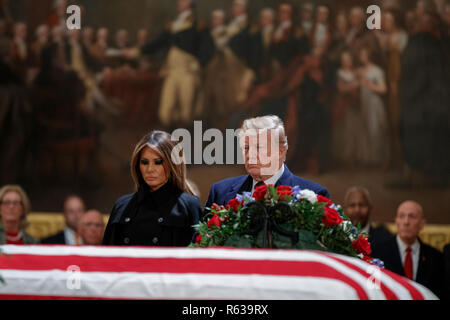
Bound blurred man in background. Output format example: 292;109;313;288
41;195;85;245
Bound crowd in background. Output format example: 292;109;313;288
0;182;449;299
1;0;450;185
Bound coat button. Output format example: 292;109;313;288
124;237;130;244
124;217;131;223
152;237;159;244
158;217;164;223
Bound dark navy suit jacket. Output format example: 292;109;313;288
205;165;330;211
371;235;445;299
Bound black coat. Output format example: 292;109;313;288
444;244;450;300
141;23;201;59
102;183;201;247
41;230;66;244
371;235;445;298
368;225;392;252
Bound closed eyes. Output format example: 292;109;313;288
141;158;163;165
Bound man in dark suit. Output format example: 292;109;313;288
122;0;202;128
371;201;445;299
343;186;392;251
41;195;85;245
444;243;450;300
205;115;329;211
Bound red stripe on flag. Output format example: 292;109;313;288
317;252;424;300
0;254;369;299
315;252;399;300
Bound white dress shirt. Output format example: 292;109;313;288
64;227;82;246
171;10;192;33
250;165;285;195
396;235;420;281
274;20;292;42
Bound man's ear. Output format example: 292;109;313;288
279;146;287;160
419;218;426;231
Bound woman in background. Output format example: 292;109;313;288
358;48;390;168
102;130;201;246
0;185;38;244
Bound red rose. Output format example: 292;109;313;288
211;203;220;211
276;185;293;201
352;234;372;256
362;255;373;264
322;207;343;226
317;195;333;207
252;184;267;201
227;198;243;212
195;234;202;244
208;214;223;229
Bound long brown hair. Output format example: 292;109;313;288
130;130;195;195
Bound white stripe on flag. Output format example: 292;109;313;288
0;269;360;300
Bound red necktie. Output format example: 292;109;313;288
404;247;413;280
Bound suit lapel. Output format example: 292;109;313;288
226;175;252;201
416;240;426;283
390;237;405;276
275;165;292;187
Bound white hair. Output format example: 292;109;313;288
234;0;248;8
260;7;275;19
239;115;288;152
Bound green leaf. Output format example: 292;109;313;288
298;229;318;244
272;232;294;249
224;234;253;248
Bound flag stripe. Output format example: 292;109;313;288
0;246;437;300
0;270;363;300
0;254;369;299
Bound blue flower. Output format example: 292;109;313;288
241;192;254;204
236;194;243;202
372;259;385;269
292;186;302;203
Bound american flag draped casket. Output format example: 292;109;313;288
0;245;438;300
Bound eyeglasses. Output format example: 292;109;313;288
82;222;104;229
1;200;23;207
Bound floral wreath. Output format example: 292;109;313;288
190;184;384;267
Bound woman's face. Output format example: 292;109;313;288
382;13;395;32
359;49;370;65
336;14;347;33
139;146;168;191
341;52;353;69
0;191;23;224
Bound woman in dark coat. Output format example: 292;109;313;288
102;130;201;246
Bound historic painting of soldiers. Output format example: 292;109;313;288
1;0;449;236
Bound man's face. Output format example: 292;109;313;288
301;6;313;21
344;191;371;228
395;202;425;244
211;11;225;28
350;7;364;28
232;1;246;18
260;10;274;28
316;6;329;24
78;210;104;245
443;5;450;26
242;130;285;180
177;0;191;14
64;197;85;231
279;4;292;23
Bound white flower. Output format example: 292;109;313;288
299;189;318;204
340;221;357;240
